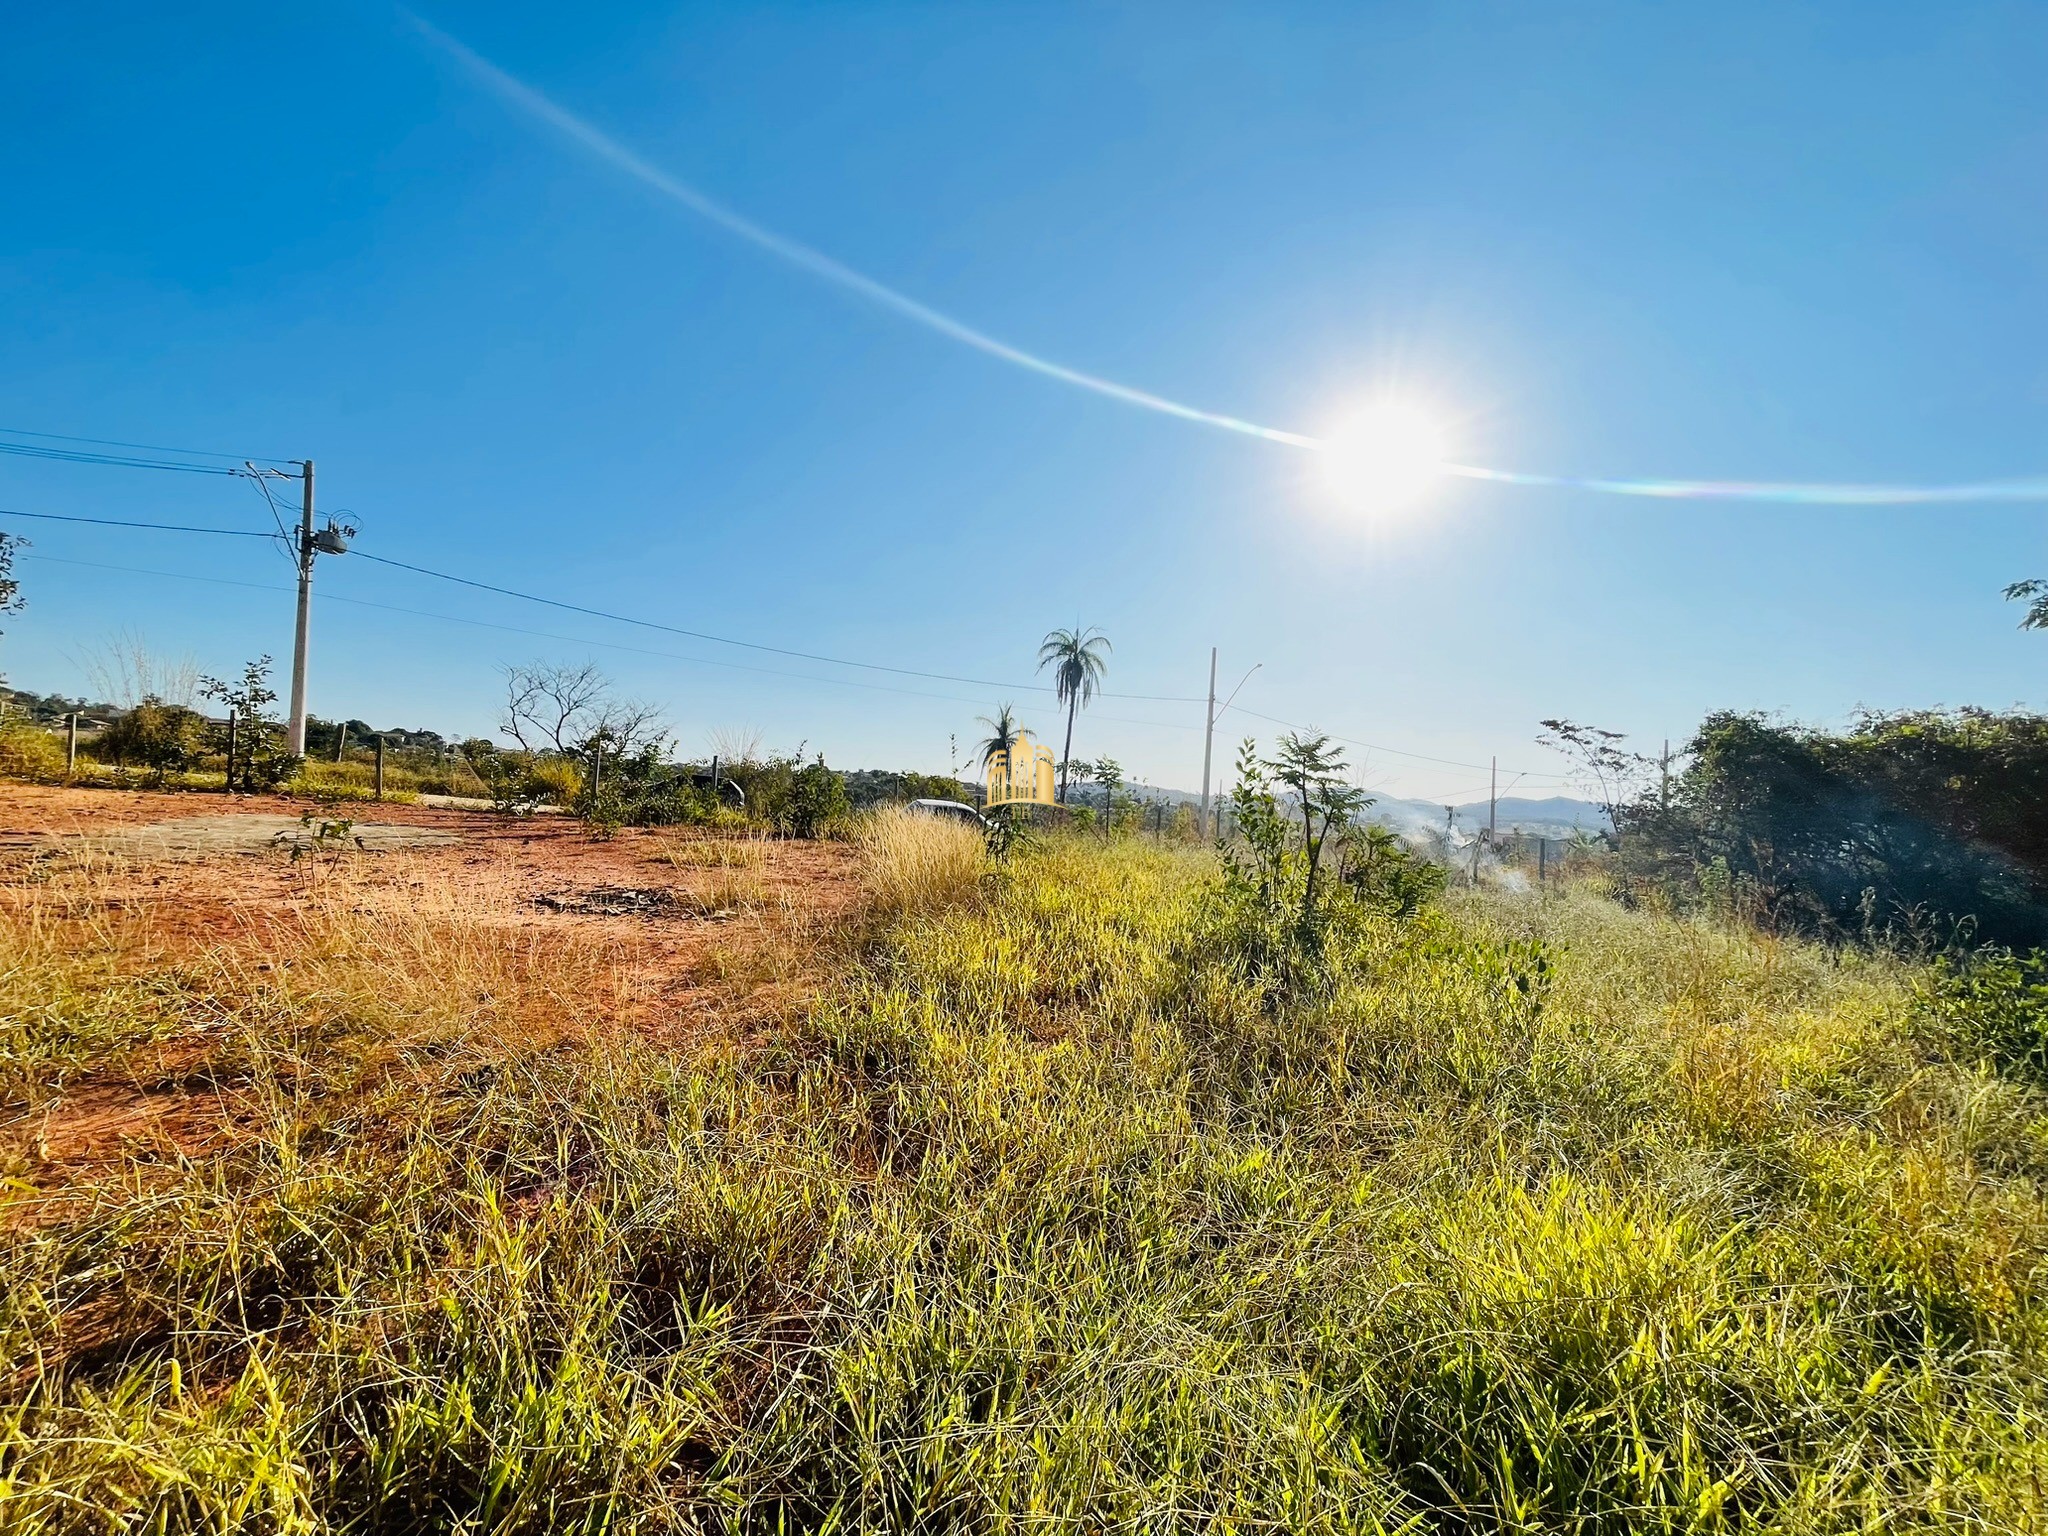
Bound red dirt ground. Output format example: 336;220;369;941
1;784;866;1180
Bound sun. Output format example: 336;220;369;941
1318;402;1450;516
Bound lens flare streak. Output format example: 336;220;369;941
1442;464;2048;505
408;11;2048;508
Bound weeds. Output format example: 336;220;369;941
1;834;2044;1531
1922;946;2048;1087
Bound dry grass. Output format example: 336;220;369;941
652;833;769;870
0;852;651;1140
676;864;770;915
3;834;2046;1531
855;805;986;919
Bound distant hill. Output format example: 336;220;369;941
1063;778;1610;840
1355;793;1608;840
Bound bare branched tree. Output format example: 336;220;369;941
706;725;766;767
501;661;663;755
1538;718;1652;835
75;629;200;708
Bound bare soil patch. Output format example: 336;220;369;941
52;812;460;859
0;783;865;1184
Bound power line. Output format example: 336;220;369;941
0;425;296;466
0;496;1206;706
0;441;247;477
0;506;279;538
0;505;1562;763
238;470;300;555
353;549;1206;703
3;500;1578;771
1221;702;1572;782
15;552;1205;731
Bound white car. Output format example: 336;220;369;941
906;797;990;830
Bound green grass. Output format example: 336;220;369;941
1;837;2044;1532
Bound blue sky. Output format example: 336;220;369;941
4;2;2045;801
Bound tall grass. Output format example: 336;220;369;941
1;835;2044;1531
855;805;986;918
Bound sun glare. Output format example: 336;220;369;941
1319;402;1450;517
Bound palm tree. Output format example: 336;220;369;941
1037;625;1111;803
975;703;1021;769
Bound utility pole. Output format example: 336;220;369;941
1659;739;1671;811
1489;756;1498;843
1198;650;1260;840
281;458;352;757
1198;647;1218;839
286;459;314;756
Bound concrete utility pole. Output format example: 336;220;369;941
1198;649;1261;840
1660;739;1672;811
1489;756;1498;843
286;459;314;756
1198;648;1218;839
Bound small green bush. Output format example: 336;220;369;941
1923;947;2048;1086
779;753;850;837
0;722;66;782
90;698;207;780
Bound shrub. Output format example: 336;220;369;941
1923;947;2048;1087
858;805;985;917
0;722;65;782
458;741;566;815
781;754;850;837
1339;823;1448;918
1621;709;2048;950
90;698;206;779
525;755;584;805
726;751;852;836
200;657;296;792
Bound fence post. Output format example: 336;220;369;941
374;736;385;801
65;712;78;778
225;714;238;794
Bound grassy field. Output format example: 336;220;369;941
2;825;2044;1532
